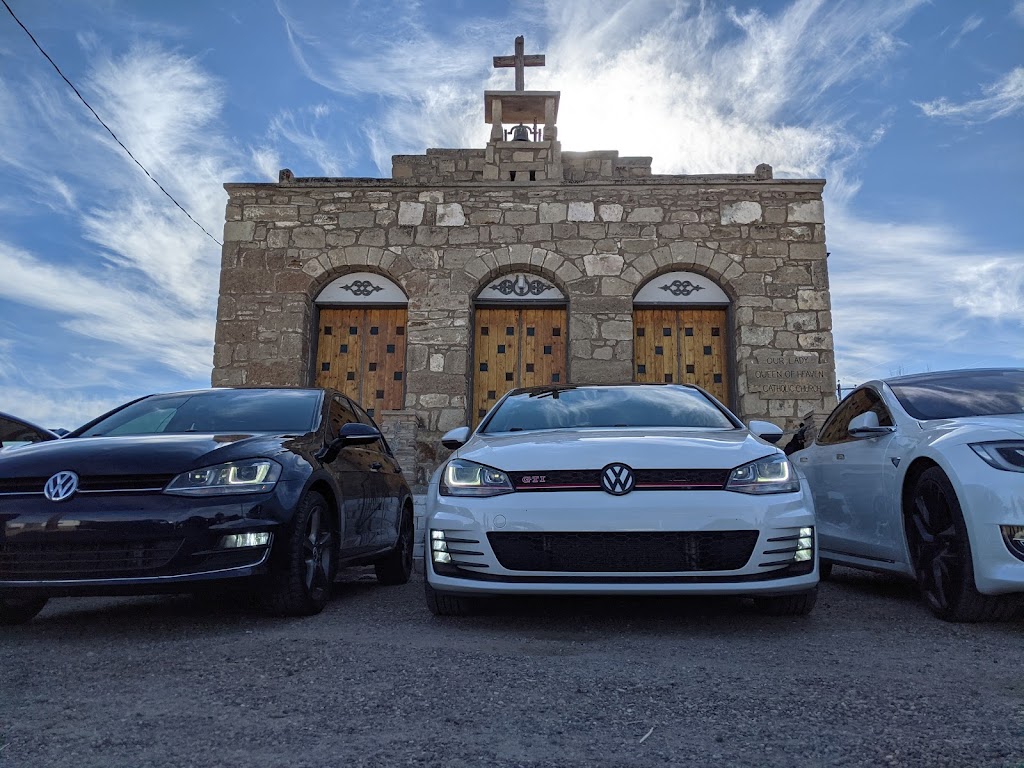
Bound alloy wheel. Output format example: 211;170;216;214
908;476;963;613
303;505;333;601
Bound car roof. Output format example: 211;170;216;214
506;383;702;397
0;411;58;436
880;367;1024;386
139;387;329;398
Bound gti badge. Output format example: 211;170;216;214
600;463;635;496
43;471;79;502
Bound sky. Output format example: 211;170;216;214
0;0;1022;429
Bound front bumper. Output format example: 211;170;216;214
425;488;818;596
0;484;300;598
954;460;1024;596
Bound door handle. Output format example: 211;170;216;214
370;461;383;471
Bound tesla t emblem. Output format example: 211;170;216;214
601;463;635;496
43;471;79;502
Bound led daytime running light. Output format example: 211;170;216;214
726;455;800;495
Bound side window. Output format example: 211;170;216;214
328;395;359;439
817;388;894;445
349;399;391;455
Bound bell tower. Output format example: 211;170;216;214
483;36;561;182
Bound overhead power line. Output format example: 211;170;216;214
1;0;223;246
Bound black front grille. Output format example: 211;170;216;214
0;477;49;494
0;474;173;495
487;531;758;572
0;539;184;579
509;468;730;491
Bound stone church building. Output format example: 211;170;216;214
212;38;837;487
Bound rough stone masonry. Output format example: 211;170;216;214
212;40;837;489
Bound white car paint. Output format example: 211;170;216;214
794;375;1024;597
425;387;818;599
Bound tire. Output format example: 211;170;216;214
0;596;48;626
753;587;818;616
374;506;414;586
819;560;834;581
260;491;336;617
906;467;1022;622
424;578;476;617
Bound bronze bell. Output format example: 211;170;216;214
510;124;530;141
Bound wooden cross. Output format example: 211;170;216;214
493;35;545;91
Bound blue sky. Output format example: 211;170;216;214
1;0;1022;428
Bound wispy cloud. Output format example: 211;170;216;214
280;0;923;188
915;67;1024;122
948;14;983;48
1012;1;1024;27
0;41;239;423
262;105;354;177
827;212;1024;382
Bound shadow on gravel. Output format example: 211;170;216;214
825;566;920;602
15;567;387;635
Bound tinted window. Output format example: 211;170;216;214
0;415;54;448
890;370;1024;420
328;396;359;438
816;388;893;445
349;399;389;454
78;390;321;437
482;386;735;433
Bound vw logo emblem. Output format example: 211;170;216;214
43;471;79;502
600;463;635;496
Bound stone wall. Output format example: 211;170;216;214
213;169;836;488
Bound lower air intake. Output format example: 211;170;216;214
487;531;758;572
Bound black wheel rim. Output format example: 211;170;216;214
399;514;414;577
908;479;962;612
303;505;333;600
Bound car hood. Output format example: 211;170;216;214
455;428;778;471
921;414;1024;443
0;433;298;478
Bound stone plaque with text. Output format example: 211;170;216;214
746;362;834;399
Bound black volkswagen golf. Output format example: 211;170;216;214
0;388;414;624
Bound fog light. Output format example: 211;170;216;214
793;526;814;564
1001;525;1024;559
219;532;271;549
430;529;451;563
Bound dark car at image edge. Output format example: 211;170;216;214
0;387;415;624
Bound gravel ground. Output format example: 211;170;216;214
1;565;1021;768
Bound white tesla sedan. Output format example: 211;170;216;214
424;384;819;616
794;368;1024;622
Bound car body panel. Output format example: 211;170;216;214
425;384;818;599
0;388;413;600
793;370;1024;595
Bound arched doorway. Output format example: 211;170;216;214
472;273;568;424
314;272;408;419
633;272;732;406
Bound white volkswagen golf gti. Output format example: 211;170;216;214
424;384;819;616
794;368;1024;622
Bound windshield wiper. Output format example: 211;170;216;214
528;385;577;399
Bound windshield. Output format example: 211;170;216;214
481;386;736;433
889;370;1024;420
76;390;322;437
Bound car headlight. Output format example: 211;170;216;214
440;459;514;497
726;454;800;494
969;441;1024;473
164;459;282;496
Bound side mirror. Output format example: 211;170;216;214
317;422;381;461
748;420;783;444
848;411;895;438
441;426;471;450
